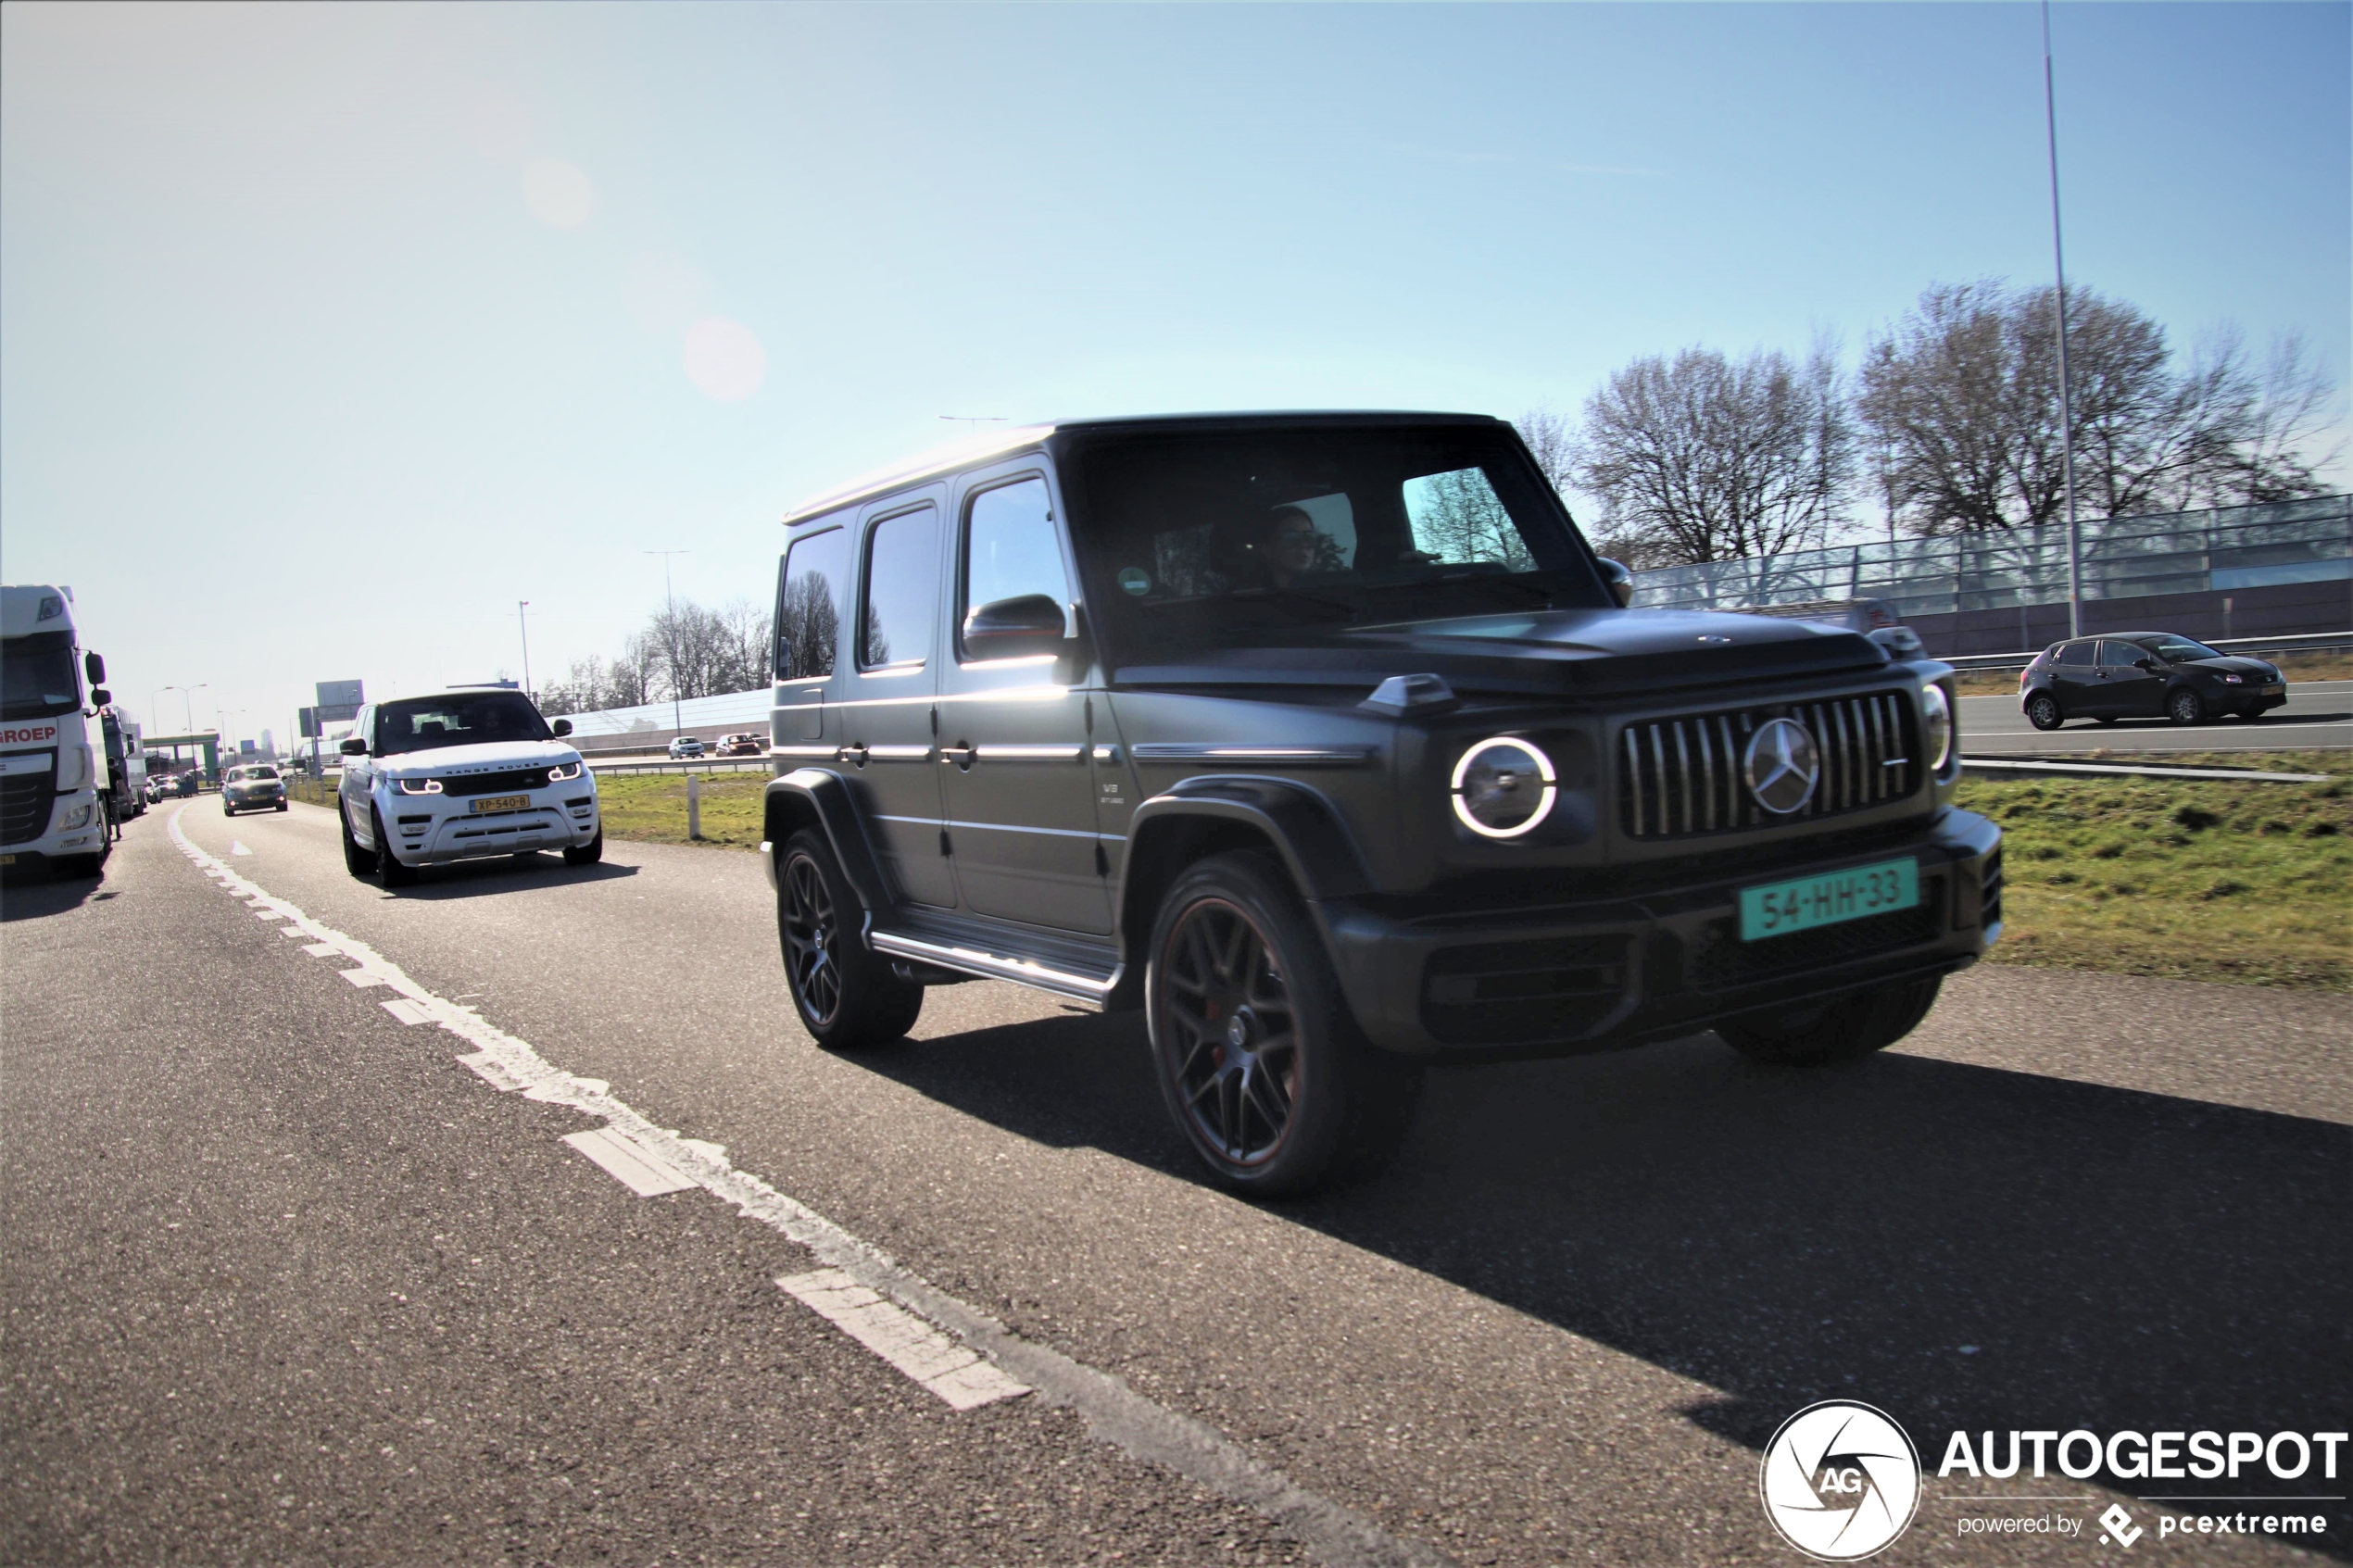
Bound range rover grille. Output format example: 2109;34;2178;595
1619;691;1917;840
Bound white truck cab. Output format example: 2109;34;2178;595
335;686;601;887
1;584;113;877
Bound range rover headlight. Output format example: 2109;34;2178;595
546;760;584;783
1919;683;1955;773
395;776;444;795
1451;737;1555;839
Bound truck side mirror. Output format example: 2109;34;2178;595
1598;558;1634;608
339;737;369;757
84;651;107;684
550;718;573;736
963;594;1070;660
91;687;111;706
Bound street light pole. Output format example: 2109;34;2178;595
517;600;533;702
182;684;208;733
644;550;690;740
151;685;176;730
2043;0;2082;639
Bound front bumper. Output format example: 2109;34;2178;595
1318;808;2002;1062
382;792;599;865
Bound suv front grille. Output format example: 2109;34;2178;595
1620;691;1917;840
439;768;551;797
2;767;57;846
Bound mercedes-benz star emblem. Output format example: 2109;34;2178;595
1743;717;1820;815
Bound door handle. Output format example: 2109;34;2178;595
841;743;868;766
939;744;976;768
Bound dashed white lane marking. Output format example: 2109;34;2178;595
338;968;389;988
781;1269;1030;1410
163;807;1453;1568
562;1127;700;1198
231;841;251;856
300;942;339;957
380;997;436;1026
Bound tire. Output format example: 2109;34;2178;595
776;829;921;1049
340;802;377;876
1718;975;1943;1067
2167;687;2207;726
370;807;418;888
562;829;603;867
276;801;288;811
1145;850;1422;1198
2025;693;2063;732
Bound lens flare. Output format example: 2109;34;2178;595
682;318;767;401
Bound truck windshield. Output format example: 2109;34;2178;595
376;692;551;755
1066;426;1608;664
2;631;81;721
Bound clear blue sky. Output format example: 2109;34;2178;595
5;2;2346;745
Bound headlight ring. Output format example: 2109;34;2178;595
1450;736;1556;839
1919;683;1955;773
395;776;444;795
546;760;584;783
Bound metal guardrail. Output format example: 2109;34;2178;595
586;758;773;778
1940;631;2352;672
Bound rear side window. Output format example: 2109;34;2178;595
775;527;848;681
861;507;939;671
963;477;1071;648
2058;642;2094;666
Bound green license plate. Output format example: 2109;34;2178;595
1740;858;1919;941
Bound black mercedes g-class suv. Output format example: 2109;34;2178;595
760;413;2000;1196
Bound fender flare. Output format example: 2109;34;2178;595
761;769;891;914
1123;773;1375;913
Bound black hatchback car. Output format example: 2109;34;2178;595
2020;632;2286;730
757;413;2004;1196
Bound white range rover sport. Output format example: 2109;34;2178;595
337;688;601;887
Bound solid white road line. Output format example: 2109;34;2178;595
162;807;1455;1568
779;1269;1030;1411
561;1127;699;1198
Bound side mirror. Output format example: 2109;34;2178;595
550;718;573;737
84;651;107;684
339;737;369;757
963;594;1070;660
1598;558;1635;608
90;687;111;707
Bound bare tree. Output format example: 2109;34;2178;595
773;574;838;681
1858;281;2336;533
1572;342;1854;567
1514;406;1576;497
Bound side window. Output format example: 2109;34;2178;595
861;507;939;671
963;477;1070;649
2058;642;2095;667
2097;641;2141;669
1402;466;1533;571
775;527;847;680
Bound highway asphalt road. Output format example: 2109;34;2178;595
1959;680;2349;757
5;802;2347;1566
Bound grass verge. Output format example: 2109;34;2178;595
594;772;767;850
1957;751;2351;990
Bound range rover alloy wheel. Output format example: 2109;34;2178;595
1146;851;1420;1198
2168;688;2207;726
2025;693;2063;731
371;806;418;888
1717;975;1943;1066
340;803;377;876
776;830;920;1050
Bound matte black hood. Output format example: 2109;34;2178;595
1113;608;1892;699
2183;657;2280;679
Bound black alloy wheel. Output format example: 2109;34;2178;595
2025;693;2064;732
2167;687;2207;726
775;829;920;1049
371;806;418;888
340;803;377;876
1146;851;1420;1198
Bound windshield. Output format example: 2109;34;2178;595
2;631;81;721
2147;635;2224;663
229;765;279;782
376;692;551;755
1066;426;1606;664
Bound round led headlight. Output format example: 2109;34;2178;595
395;775;444;795
1450;736;1555;839
1919;683;1955;773
547;760;584;783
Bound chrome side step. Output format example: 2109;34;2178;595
867;928;1121;1010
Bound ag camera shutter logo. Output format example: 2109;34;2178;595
1760;1400;1921;1560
